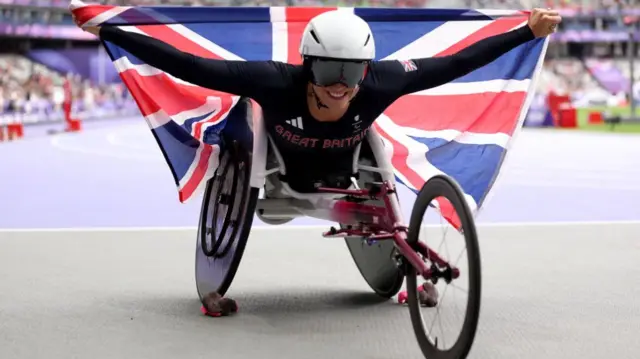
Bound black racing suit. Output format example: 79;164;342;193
99;25;536;192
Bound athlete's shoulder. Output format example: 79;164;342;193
368;59;416;75
256;60;303;72
254;60;305;84
233;60;305;93
362;60;411;89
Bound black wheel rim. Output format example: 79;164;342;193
195;142;258;299
200;145;248;259
406;175;482;359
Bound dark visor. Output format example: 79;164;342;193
310;59;368;88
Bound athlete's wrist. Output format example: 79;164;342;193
519;24;536;41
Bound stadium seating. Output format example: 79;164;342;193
0;54;135;130
0;0;638;137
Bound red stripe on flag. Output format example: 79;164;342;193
192;96;234;140
435;17;527;57
130;21;241;138
372;123;424;190
138;24;224;60
118;70;234;117
71;5;118;26
383;91;526;135
372;126;463;229
285;7;337;64
117;72;161;117
284;7;338;22
435;197;462;231
179;144;214;203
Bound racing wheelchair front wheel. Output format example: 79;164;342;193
195;141;259;300
406;175;482;359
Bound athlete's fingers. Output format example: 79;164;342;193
531;8;544;21
544;14;562;24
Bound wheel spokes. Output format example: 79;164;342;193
406;176;480;359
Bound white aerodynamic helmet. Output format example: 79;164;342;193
299;10;375;61
299;11;375;87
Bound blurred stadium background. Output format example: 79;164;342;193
0;0;639;140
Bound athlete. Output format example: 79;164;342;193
73;8;560;315
74;8;560;193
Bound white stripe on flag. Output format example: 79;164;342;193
113;55;250;100
84;6;131;27
414;79;531;96
119;59;240;134
171;96;236;127
270;7;288;63
118;24;148;35
142;96;231;129
113;56;162;76
168;24;245;61
474;9;522;17
269;6;286;22
120;24;244;62
376;113;444;181
382;20;494;60
478;36;550;209
335;7;355;14
198;96;241;139
112;56;207;90
404;128;511;148
178;143;207;190
144;110;171;129
179;144;220;202
376;114;479;212
376;130;416;191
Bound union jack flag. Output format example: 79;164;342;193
70;1;548;224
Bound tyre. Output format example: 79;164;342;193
406;175;482;359
195;141;259;300
343;144;404;298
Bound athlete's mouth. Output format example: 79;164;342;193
327;90;347;100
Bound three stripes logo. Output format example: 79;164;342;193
286;116;304;130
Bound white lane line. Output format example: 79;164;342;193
2;220;640;233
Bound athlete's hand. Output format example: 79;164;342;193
71;12;100;37
527;8;562;38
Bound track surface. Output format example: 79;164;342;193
1;225;639;359
1;120;639;359
1;120;640;228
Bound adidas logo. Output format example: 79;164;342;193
286;116;304;130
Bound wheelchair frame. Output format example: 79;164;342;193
195;98;482;359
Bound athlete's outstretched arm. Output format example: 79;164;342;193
373;7;562;97
376;25;537;96
99;26;290;100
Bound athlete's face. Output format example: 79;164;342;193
313;83;359;109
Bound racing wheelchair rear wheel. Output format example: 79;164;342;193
342;143;404;298
195;140;259;300
406;175;481;359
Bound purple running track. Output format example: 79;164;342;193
1;119;639;229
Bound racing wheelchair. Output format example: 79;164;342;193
195;98;482;359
